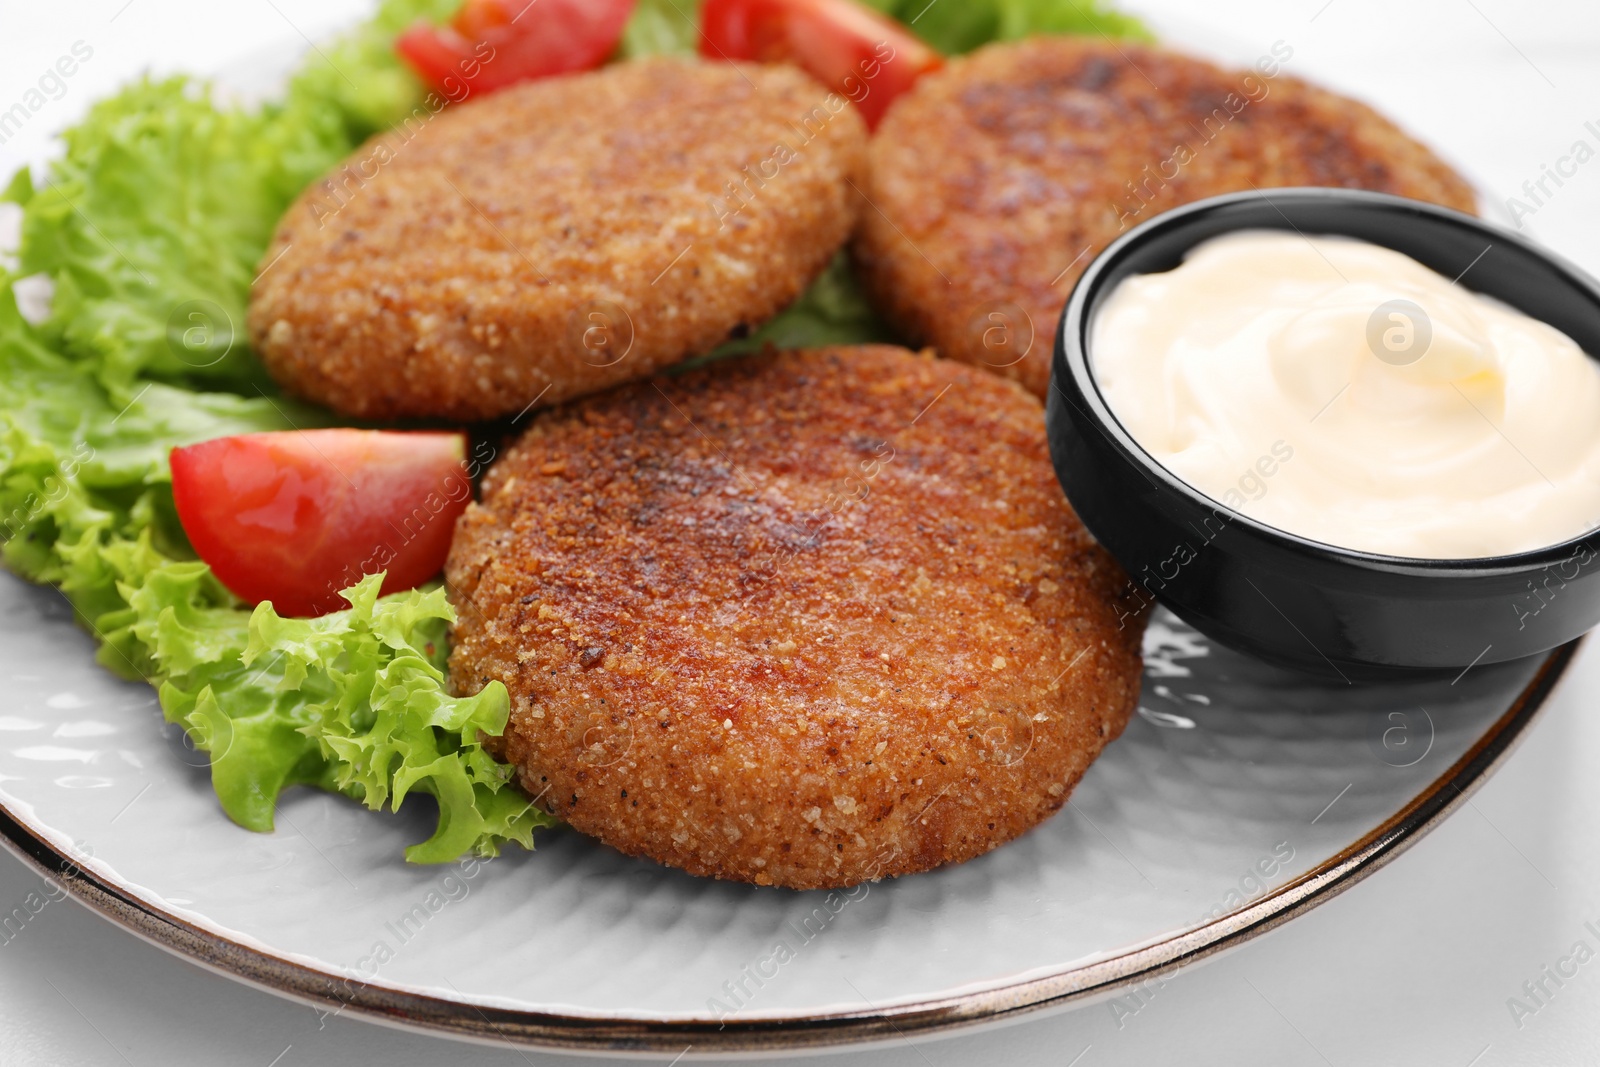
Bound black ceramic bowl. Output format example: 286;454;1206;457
1046;187;1600;680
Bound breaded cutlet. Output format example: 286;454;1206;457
250;58;867;420
446;345;1147;889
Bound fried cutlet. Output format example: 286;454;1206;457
853;38;1480;398
446;345;1147;889
249;58;867;421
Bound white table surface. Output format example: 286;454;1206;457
3;0;1599;1063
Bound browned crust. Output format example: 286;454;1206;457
853;38;1481;398
446;345;1146;889
249;59;867;421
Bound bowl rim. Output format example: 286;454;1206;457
1054;185;1600;577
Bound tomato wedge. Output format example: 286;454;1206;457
699;0;942;129
170;430;474;618
397;0;636;99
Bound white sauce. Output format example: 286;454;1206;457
1091;231;1600;558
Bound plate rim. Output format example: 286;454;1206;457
0;638;1580;1055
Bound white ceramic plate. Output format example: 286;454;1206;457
0;19;1565;1056
0;570;1574;1053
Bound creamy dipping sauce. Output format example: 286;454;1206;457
1092;231;1600;559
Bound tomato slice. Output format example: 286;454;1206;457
700;0;942;129
170;430;474;618
397;0;636;99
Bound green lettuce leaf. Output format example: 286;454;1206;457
620;0;703;58
892;0;1150;54
140;569;548;863
0;280;553;859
